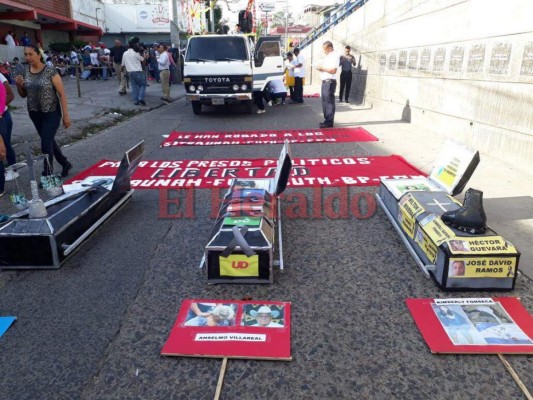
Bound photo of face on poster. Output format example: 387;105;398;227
183;302;237;327
449;260;466;277
241;304;284;328
397;183;431;194
448;240;469;252
463;303;533;345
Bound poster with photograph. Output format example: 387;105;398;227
381;178;438;199
406;297;533;354
162;299;291;360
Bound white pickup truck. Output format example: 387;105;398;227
183;34;285;114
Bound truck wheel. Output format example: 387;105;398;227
192;101;202;115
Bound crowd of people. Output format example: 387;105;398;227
0;35;358;197
0;36;184;197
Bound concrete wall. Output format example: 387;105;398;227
303;0;533;170
72;0;105;30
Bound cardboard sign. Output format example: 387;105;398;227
161;299;291;360
406;297;533;354
219;254;259;277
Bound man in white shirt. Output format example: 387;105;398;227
315;41;338;128
5;31;16;63
5;31;15;47
268;78;287;105
286;52;296;102
157;44;171;102
122;38;148;106
250;306;283;328
292;48;306;103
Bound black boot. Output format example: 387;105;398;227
441;188;487;234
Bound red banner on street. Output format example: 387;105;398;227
66;155;425;189
160;127;378;147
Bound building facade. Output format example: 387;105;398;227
0;0;101;55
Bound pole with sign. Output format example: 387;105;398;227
258;1;275;37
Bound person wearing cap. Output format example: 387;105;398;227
185;305;235;326
250;306;283;328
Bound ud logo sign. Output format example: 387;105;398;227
220;254;259;277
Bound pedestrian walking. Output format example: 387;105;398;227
15;45;73;177
315;41;338;128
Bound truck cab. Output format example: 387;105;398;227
183;34;284;115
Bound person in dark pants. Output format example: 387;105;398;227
254;87;271;114
286;52;295;102
292;48;305;103
315;41;338;128
339;45;356;103
15;45;73;177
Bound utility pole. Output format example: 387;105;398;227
210;0;215;33
284;0;288;51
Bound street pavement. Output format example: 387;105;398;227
0;79;532;399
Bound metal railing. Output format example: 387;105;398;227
299;0;368;50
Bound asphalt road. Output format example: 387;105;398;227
1;96;532;400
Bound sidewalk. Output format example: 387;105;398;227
306;82;533;279
8;75;186;157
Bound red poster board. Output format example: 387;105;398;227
161;299;291;361
406;297;533;354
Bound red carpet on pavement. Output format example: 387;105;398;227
161;127;378;147
66;155;425;189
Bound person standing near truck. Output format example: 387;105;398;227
315;41;338;128
292;48;305;103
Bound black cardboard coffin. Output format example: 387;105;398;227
0;142;144;269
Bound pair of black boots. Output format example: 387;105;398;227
441;188;487;234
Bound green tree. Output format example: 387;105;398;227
270;11;294;28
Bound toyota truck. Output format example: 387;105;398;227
183;34;285;114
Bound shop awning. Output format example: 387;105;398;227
0;1;102;36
